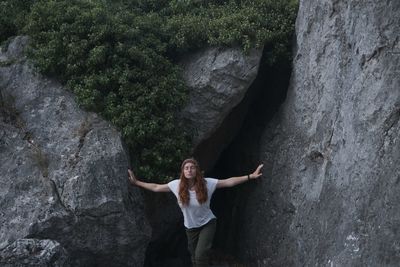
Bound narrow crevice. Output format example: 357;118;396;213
48;178;73;213
384;108;400;135
326;111;340;149
76;117;92;156
76;211;123;219
68;117;92;168
207;43;293;261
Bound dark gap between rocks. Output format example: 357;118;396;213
143;44;292;266
207;44;292;264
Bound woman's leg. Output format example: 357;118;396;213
194;219;217;267
186;227;200;266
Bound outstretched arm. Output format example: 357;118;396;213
128;169;171;192
216;164;263;189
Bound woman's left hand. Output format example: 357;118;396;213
128;169;138;185
249;164;264;180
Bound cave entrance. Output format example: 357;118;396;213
206;44;292;264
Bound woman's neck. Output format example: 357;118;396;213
188;179;195;190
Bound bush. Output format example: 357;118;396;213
166;0;298;56
0;0;35;43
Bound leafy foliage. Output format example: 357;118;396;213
166;0;298;57
2;0;297;182
0;0;35;43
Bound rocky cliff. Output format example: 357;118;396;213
233;0;400;266
0;37;151;267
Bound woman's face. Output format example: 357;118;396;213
183;162;197;179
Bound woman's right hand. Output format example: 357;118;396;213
128;169;137;185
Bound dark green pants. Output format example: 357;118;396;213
185;219;217;267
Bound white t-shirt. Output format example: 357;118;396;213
168;178;218;229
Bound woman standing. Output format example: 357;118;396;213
128;158;263;267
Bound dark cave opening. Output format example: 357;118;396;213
206;44;292;262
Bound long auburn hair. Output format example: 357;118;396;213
178;158;207;206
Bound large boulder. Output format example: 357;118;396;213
180;47;262;170
235;0;400;266
0;36;151;266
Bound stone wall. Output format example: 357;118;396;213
235;0;400;266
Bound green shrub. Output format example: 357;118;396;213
0;0;35;43
166;0;298;56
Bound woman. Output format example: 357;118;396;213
128;158;263;267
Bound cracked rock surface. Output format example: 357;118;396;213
235;0;400;266
0;239;70;267
0;36;150;266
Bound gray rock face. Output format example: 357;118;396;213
181;47;262;170
236;1;400;266
0;36;150;266
0;239;70;267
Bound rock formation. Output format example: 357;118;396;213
232;1;400;266
0;36;151;267
180;47;262;171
